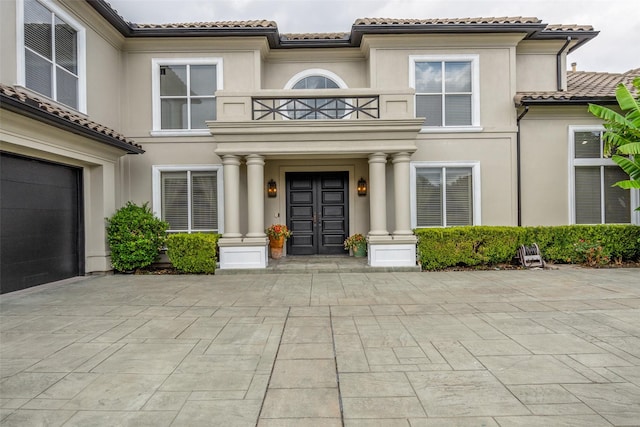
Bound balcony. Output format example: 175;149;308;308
214;88;415;122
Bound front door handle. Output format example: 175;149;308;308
312;213;317;224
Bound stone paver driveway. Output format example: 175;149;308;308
1;268;640;426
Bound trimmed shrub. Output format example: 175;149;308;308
416;225;640;270
415;226;529;270
106;202;168;272
166;233;220;274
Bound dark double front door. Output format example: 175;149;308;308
286;172;348;255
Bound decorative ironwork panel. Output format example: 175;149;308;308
252;95;379;120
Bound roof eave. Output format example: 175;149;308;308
517;96;617;107
0;93;144;155
85;0;133;36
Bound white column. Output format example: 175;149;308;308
222;154;242;238
392;152;413;236
245;154;266;238
368;152;389;236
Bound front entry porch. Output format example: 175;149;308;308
209;116;424;271
216;255;421;275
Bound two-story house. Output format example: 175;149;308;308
1;0;638;292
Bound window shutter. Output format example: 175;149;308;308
416;95;442;127
416;169;442;226
445;168;473;226
25;50;52;97
54;18;77;74
604;166;631;223
575;167;601;224
24;0;52;60
162;172;188;230
444;95;472;126
191;172;217;230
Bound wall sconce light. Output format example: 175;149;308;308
357;177;367;196
267;179;277;198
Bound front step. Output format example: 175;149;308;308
215;255;421;275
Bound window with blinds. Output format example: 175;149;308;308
416;167;473;227
159;64;217;130
573;130;631;224
24;0;78;109
415;61;473;127
161;170;218;232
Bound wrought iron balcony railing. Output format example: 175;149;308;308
252;95;380;121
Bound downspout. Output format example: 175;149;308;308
556;36;571;91
516;105;530;226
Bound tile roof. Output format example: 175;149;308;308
282;33;350;41
515;69;640;105
0;84;143;154
544;24;595;32
132;20;276;29
354;17;542;25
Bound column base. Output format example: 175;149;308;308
218;237;268;269
367;235;417;267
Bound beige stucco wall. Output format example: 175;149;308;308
412;134;517;226
369;36;520;132
519;105;604;226
263;49;367;89
121;39;264;137
515;40;573;92
0;0;18;85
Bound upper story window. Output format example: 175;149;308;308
19;0;86;112
411;162;481;228
410;55;480;130
284;69;348;119
152;58;223;135
570;127;638;224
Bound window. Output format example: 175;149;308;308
410;55;479;129
284;69;348;119
19;0;85;111
152;166;223;233
152;58;222;134
570;127;637;224
411;162;481;227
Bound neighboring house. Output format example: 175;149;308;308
1;0;638;292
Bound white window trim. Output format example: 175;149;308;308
284;68;348;90
151;58;223;136
568;125;639;224
410;161;481;228
152;165;224;234
409;54;481;132
16;0;87;113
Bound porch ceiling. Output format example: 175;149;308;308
209;119;423;157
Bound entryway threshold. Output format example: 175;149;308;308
216;255;421;275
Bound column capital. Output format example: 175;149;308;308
368;152;387;164
391;152;412;164
222;154;241;166
245;154;265;166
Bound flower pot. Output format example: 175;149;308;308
353;243;366;257
269;236;285;259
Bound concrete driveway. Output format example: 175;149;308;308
1;268;640;426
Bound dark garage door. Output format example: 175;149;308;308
1;153;83;294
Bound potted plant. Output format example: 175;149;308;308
266;224;292;259
344;233;367;257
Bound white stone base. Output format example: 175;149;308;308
368;236;417;267
219;238;268;269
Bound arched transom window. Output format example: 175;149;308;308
285;69;348;119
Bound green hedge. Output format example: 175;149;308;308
415;225;640;270
166;233;220;274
